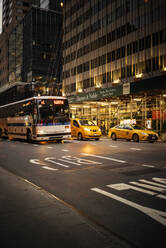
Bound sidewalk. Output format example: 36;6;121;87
0;166;130;248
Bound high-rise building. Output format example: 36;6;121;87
40;0;63;12
2;0;40;33
8;7;63;90
63;0;166;132
0;0;40;88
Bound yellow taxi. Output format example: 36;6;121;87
71;119;102;140
108;124;158;143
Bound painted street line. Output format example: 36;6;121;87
81;153;126;163
130;148;141;151
108;183;156;196
47;146;53;149
45;157;69;168
130;181;166;193
109;145;118;148
29;159;47;166
24;143;28;145
61;149;69;152
42;166;58;171
91;187;166;227
62;155;102;165
70;140;81;143
107;182;166;199
33;144;39;147
58;158;81;166
29;159;58;171
141;164;155;168
139;179;166;189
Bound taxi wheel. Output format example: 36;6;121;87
111;133;117;141
132;133;139;142
78;132;83;140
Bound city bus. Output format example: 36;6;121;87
0;96;71;142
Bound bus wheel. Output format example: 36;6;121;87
27;130;32;143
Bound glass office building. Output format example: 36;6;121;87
9;7;63;92
63;0;166;132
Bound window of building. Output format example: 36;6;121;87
152;32;159;46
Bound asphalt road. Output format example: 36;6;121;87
0;137;166;248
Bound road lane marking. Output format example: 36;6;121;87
107;183;156;196
91;187;166;226
130;148;141;151
29;159;47;166
109;145;118;148
70;140;80;143
153;178;166;184
47;146;53;149
130;181;166;193
139;179;166;189
61;149;69;152
58;159;81;166
141;164;155;168
42;166;58;171
45;157;69;168
62;155;102;165
33;144;39;147
29;159;58;171
81;153;126;163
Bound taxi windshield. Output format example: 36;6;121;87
132;125;146;130
79;120;96;126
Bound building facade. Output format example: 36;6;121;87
40;0;63;12
8;7;63;95
62;0;166;132
0;0;40;88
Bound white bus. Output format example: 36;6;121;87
0;96;71;142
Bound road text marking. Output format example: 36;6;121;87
81;153;126;163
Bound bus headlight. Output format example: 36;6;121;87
37;130;44;134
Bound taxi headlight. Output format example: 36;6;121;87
98;128;101;132
84;128;90;132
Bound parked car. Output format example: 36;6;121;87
71;119;102;140
108;124;158;143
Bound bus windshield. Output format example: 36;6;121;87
37;99;69;125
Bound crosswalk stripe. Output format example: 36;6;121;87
91;187;166;226
130;181;166;192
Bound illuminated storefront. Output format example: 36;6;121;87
69;76;166;133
